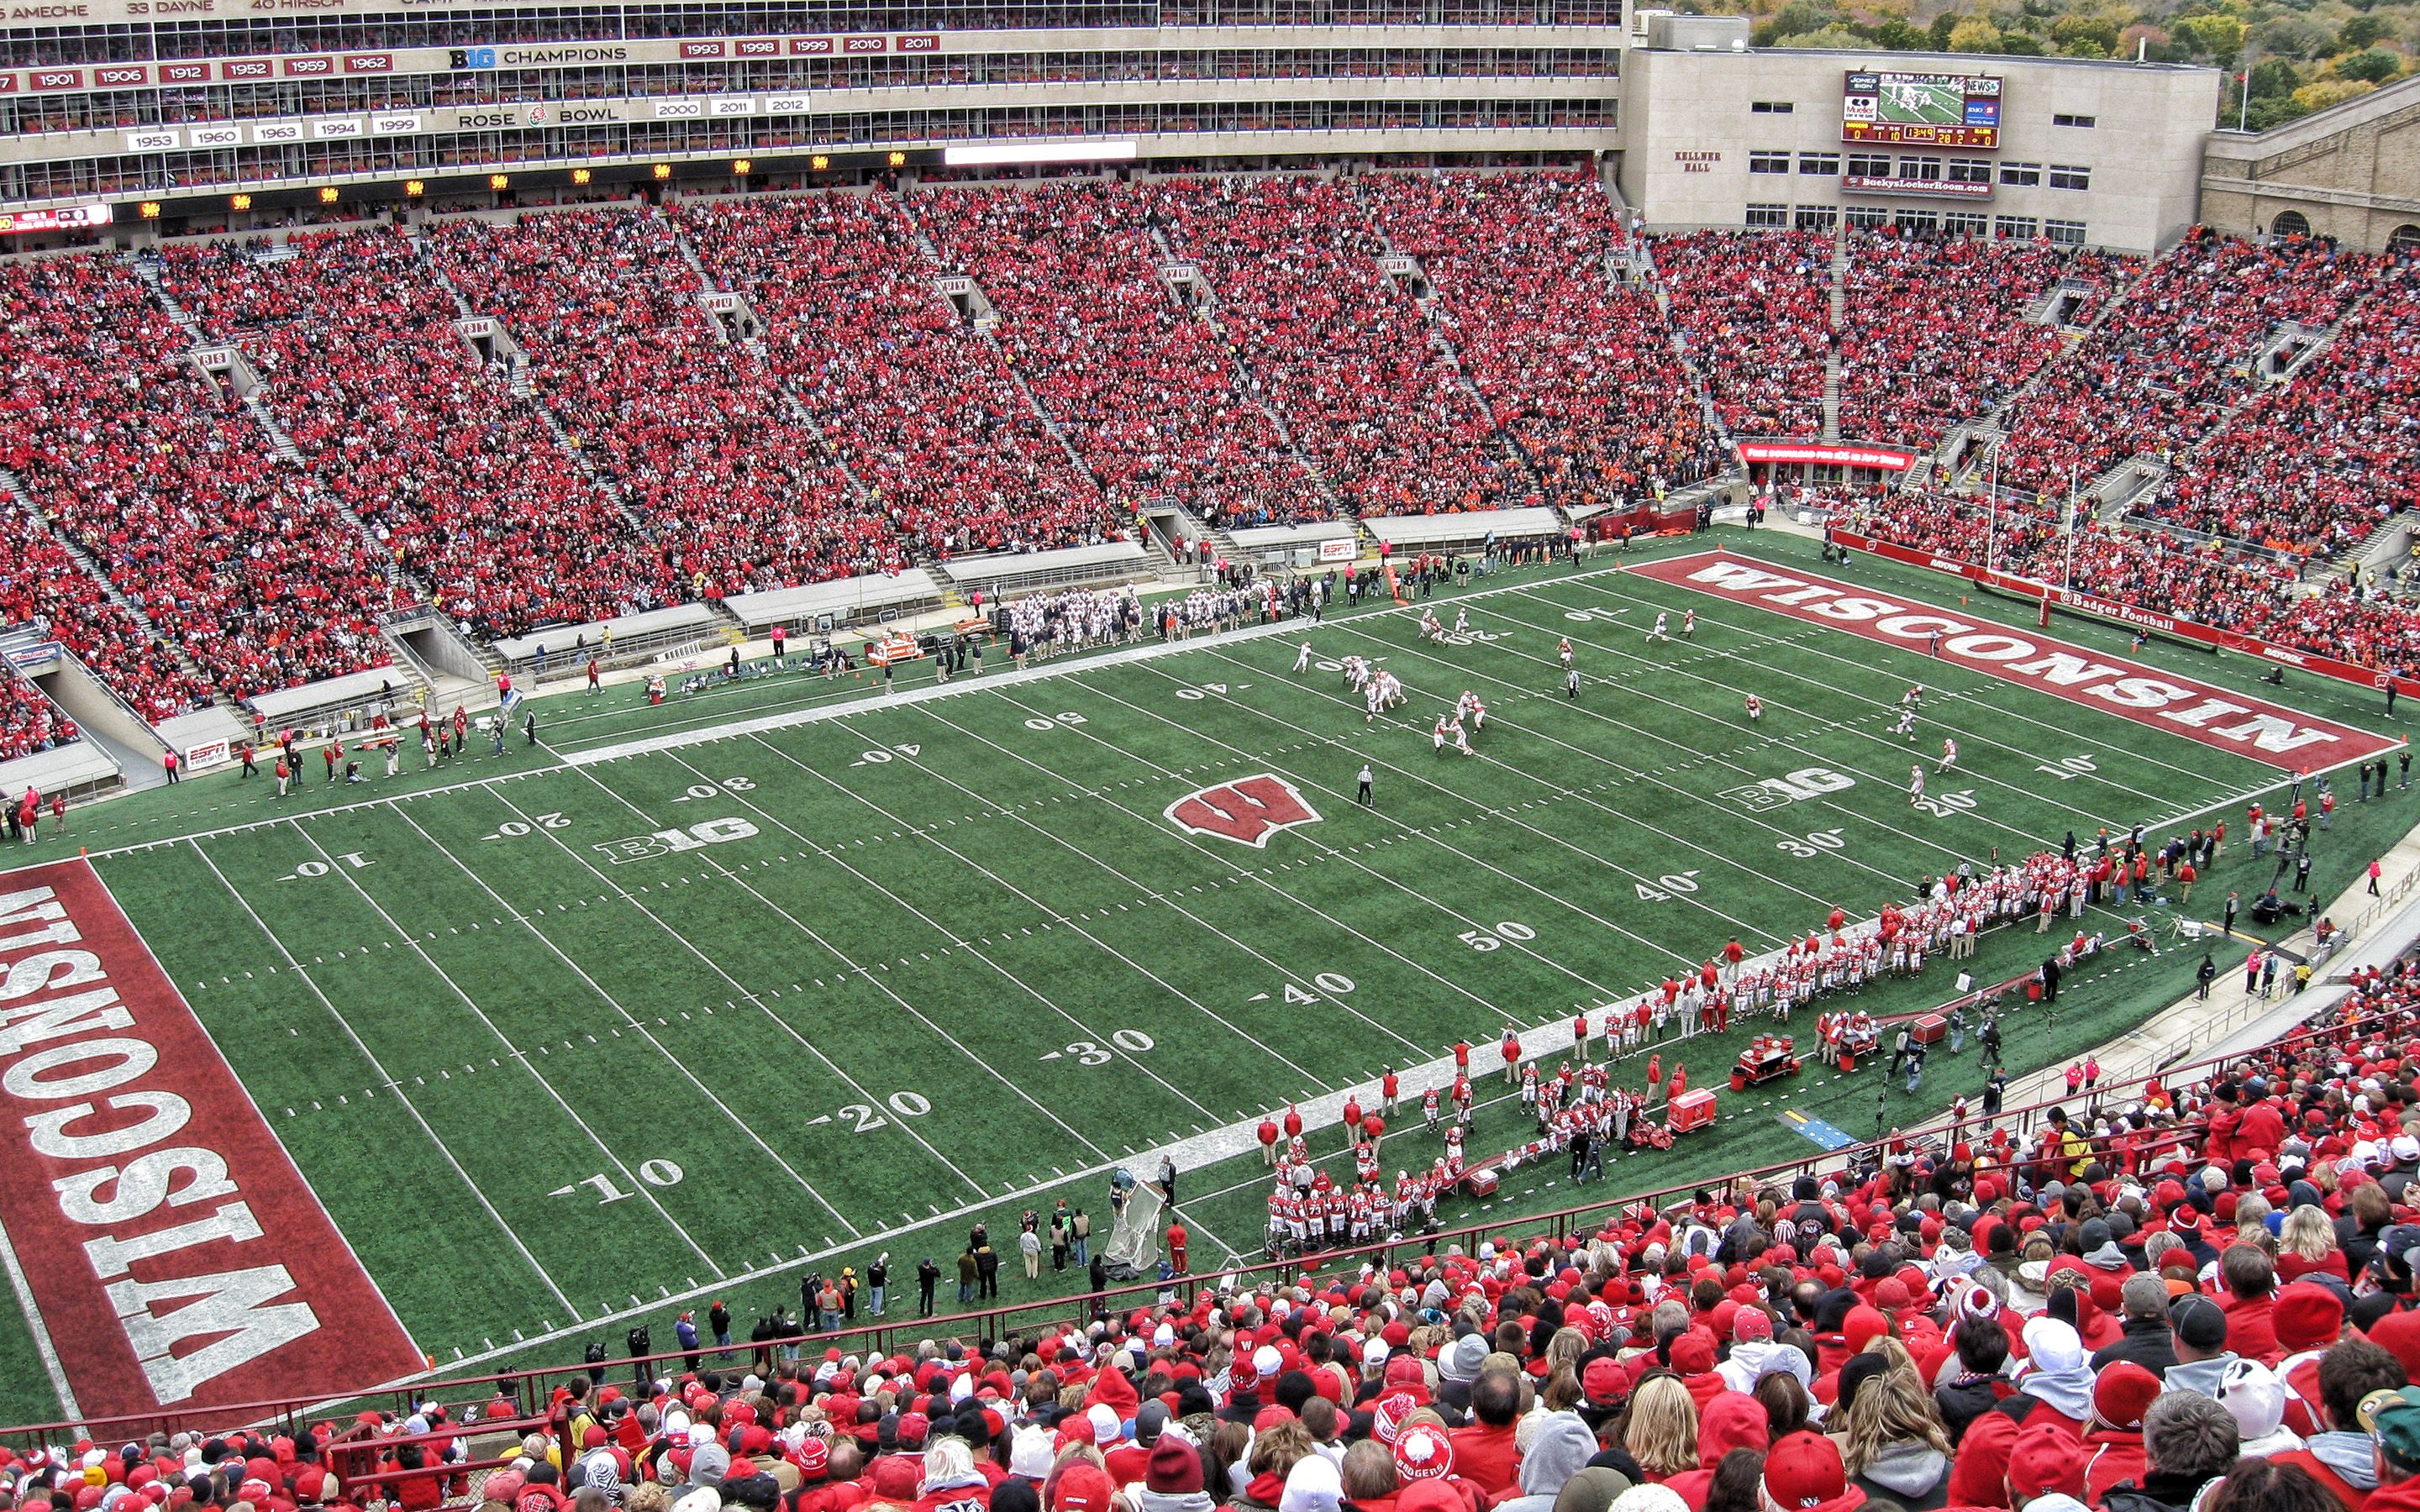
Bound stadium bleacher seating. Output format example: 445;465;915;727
2145;270;2420;557
427;210;915;600
0;187;2413;728
1836;230;2128;449
158;229;681;639
45;968;2420;1512
914;180;1323;534
677;192;1116;561
1139;175;1531;517
0;255;384;715
1652;228;1833;440
1359;171;1728;507
1998;234;2377;496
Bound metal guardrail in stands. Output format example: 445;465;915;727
0;996;2395;1456
2107;510;2312;573
324;1419;568;1506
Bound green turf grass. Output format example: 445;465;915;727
2;528;2410;1427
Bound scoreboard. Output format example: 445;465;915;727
1843;70;2003;150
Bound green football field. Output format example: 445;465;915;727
2;530;2410;1428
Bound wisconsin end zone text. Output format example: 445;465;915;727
1634;553;2397;772
0;859;420;1420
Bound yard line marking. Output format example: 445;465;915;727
795;711;1434;1058
942;691;1522;1039
1210;639;1846;932
1062;667;1686;984
181;837;589;1310
1540;574;2245;799
1491;584;2173;820
364;808;858;1236
726;735;1355;1079
1476;586;2196;853
666;742;1213;1126
1318;614;2060;864
491;775;1050;1188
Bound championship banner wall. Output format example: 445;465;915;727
0;860;422;1420
1632;550;2399;772
1830;530;2420;701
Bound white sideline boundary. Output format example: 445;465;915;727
557;565;1681;769
55;543;2408;1406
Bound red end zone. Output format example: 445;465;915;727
1631;552;2398;773
0;858;421;1423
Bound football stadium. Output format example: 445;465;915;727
2;6;2419;1512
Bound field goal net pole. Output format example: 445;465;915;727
1100;1176;1163;1282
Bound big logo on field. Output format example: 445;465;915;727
1165;774;1322;848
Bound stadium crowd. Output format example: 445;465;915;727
33;964;2420;1512
1998;234;2378;497
1830;487;2420;674
1835;233;2125;450
1360;172;1727;510
429;210;914;601
2;184;2418;733
0;667;75;763
2144;270;2420;556
915;181;1323;535
678;192;1116;562
1650;230;1831;441
0;255;388;717
1140;176;1529;518
156;229;684;638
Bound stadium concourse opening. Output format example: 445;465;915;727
0;146;2417;1512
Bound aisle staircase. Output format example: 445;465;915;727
0;465;206;691
1145;227;1348;518
1822;231;1847;442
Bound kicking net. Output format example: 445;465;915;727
1100;1180;1163;1281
